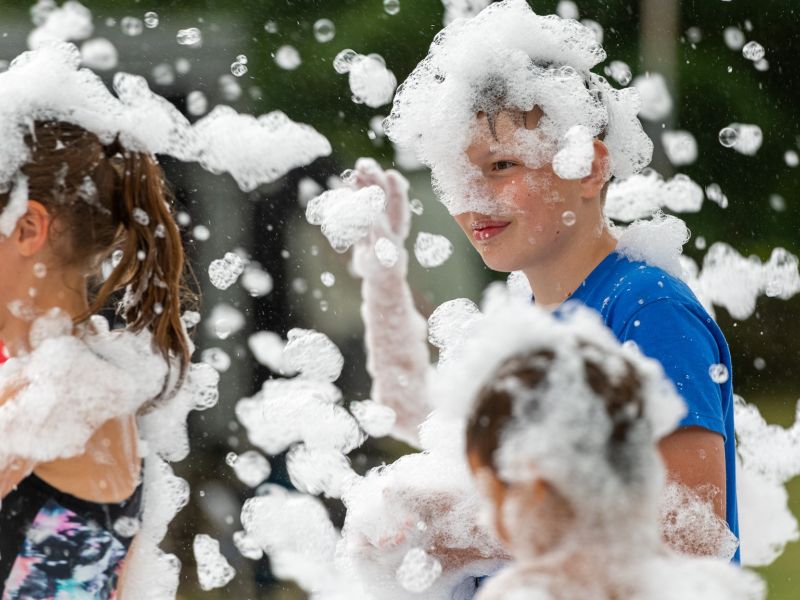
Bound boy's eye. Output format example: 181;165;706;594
491;160;517;171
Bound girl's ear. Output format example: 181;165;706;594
15;200;50;257
579;139;611;200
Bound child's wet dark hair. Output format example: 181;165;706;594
466;342;646;485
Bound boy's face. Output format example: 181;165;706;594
454;108;605;274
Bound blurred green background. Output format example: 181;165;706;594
1;0;798;598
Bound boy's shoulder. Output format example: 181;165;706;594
577;252;709;330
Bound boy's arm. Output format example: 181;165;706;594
619;300;732;552
351;159;432;447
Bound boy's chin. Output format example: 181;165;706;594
476;251;519;274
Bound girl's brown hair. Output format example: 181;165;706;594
0;120;195;381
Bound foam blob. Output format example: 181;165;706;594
632;72;673;121
661;130;698;166
606;170;704;222
306;185;387;253
208;252;245;290
193;534;236;591
414;232;454;268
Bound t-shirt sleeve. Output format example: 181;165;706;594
618;300;727;440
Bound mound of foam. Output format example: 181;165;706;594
384;0;652;215
0;42;331;231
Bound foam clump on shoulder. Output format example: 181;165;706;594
384;0;652;214
0;314;167;467
614;211;690;278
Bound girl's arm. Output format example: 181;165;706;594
351;159;432;447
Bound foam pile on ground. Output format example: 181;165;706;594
0;42;331;232
384;0;652;215
605;170;704;222
734;396;800;566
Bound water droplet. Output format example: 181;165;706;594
177;27;202;46
718;127;738;148
193;224;211;241
274;45;301;70
603;60;632;86
313;18;335;43
785;150;799;167
320;272;336;287
561;210;577;226
33;263;47;278
694;236;707;250
753;357;766;370
236;54;248;65
120;16;143;36
264;20;278;34
723;27;745;50
410;198;424;215
144;11;159;29
187;90;208;116
340;168;356;183
708;363;729;384
383;0;401;15
769;194;786;212
231;61;248;77
742;41;765;62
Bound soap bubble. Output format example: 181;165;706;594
705;183;729;209
231;61;248;77
33;262;47;278
333;49;360;74
264;20;278;34
709;363;730;384
347;54;397;108
604;60;632;86
718;127;738;148
275;45;301;70
201;348;231;372
662;130;698;166
723;27;745;50
80;38;118;71
236;54;248;65
313;19;335;43
207;303;246;340
785;150;799;167
414;232;453;268
218;74;242;101
556;0;580;20
120;16;143;36
241;266;273;297
321;272;336;287
209;252;245;290
562;210;577;226
152;63;175;86
113;516;141;538
383;0;401;15
187;90;208;116
177;27;202;46
742;41;765;62
769;194;786;212
144;11;159;29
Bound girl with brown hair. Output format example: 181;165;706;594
0;119;193;597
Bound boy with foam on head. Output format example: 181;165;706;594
454;297;763;600
348;0;739;563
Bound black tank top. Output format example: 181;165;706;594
0;472;142;598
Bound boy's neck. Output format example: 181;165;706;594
522;227;617;308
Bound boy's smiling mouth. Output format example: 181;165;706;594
471;218;512;242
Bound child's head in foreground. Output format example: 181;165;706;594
385;0;652;273
459;303;684;560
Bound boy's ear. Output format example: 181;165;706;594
15;200;50;257
580;139;611;200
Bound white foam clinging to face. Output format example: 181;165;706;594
384;0;652;215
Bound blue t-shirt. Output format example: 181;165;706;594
566;251;739;562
